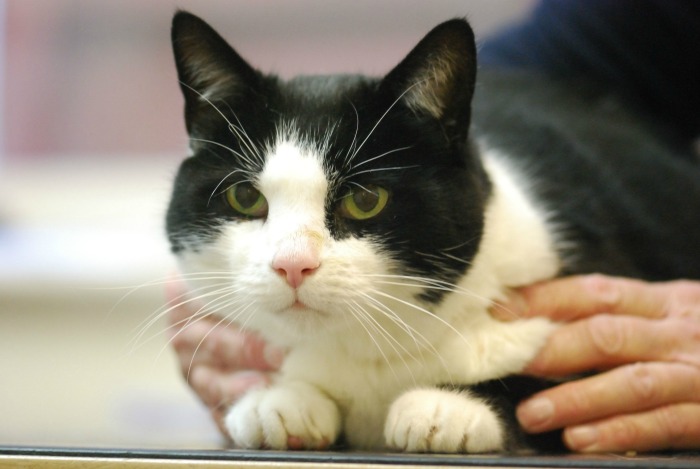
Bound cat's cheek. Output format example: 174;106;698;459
384;388;504;453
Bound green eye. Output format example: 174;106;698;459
225;183;268;218
340;185;389;220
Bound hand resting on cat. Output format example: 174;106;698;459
494;275;700;453
167;274;700;453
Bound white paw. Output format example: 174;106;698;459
224;381;341;450
384;388;504;453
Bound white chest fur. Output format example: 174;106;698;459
274;146;560;448
179;138;561;450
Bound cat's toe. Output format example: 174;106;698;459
224;383;341;450
384;388;504;453
224;389;265;449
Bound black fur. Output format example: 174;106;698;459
472;70;700;280
168;11;700;452
460;377;566;453
167;12;490;304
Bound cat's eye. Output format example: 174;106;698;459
339;185;389;220
225;183;268;218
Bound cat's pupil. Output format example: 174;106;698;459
353;188;380;212
236;184;261;208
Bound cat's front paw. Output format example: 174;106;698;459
224;382;341;450
384;388;504;453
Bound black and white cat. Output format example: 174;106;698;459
167;11;700;453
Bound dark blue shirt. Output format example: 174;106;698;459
479;0;700;142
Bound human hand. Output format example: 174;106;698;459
493;274;700;453
165;277;285;431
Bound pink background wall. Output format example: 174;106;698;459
4;0;535;159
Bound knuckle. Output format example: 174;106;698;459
626;364;662;403
661;280;700;318
605;416;642;449
566;385;595;416
603;406;695;451
654;406;687;444
685;323;700;349
587;315;625;357
580;274;622;311
168;330;188;349
666;323;700;367
686;365;700;398
170;327;200;350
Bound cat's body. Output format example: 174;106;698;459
167;12;700;453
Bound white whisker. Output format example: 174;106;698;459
439;252;472;265
360;273;488;303
220;101;266;167
181;299;256;381
358;292;453;382
179;80;266;171
357;295;425;362
348;81;423;165
344;165;420;180
342;100;361;169
179;80;236;133
345;301;401;383
369;288;470;347
350;145;413;170
207;169;255;207
125;271;242;352
132;282;237;352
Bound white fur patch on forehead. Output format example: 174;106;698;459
258;133;329;218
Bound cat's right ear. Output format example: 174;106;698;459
171;11;260;134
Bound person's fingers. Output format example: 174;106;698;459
189;366;270;408
517;362;700;434
164;276;285;374
525;316;700;376
564;403;700;453
189;366;271;435
166;314;207;376
169;315;284;373
657;279;700;319
492;274;672;321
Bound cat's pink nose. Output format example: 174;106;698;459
272;251;320;289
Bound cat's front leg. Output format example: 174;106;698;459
385;388;504;453
224;381;341;450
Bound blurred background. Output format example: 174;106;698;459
0;0;534;449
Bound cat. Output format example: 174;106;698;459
166;11;700;453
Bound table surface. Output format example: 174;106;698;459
2;446;700;469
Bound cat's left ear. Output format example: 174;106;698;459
381;19;477;141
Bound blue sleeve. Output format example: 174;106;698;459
479;0;700;141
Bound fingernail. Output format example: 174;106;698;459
263;345;286;369
565;425;600;452
517;397;554;431
490;291;529;321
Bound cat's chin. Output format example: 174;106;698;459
261;302;337;343
275;300;329;319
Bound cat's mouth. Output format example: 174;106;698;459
277;297;327;318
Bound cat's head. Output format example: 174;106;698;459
167;12;490;346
